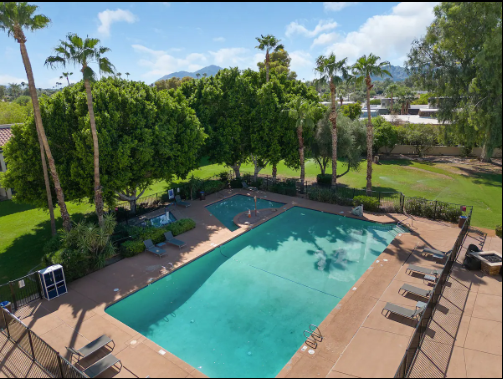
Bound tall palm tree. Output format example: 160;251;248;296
8;82;21;98
285;97;315;192
255;34;284;83
255;34;284;179
116;72;122;78
46;33;115;227
351;54;391;194
125;72;130;80
0;2;71;232
315;53;348;186
196;73;200;79
60;71;72;86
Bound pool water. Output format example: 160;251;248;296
206;194;286;231
106;207;406;378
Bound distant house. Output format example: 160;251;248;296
0;125;13;200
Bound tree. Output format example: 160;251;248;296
311;110;366;177
46;33;115;227
116;72;122;78
196;73;201;79
351;54;391;194
8;82;21;98
255;34;284;84
257;48;297;81
372;116;399;155
340;101;362;120
125;72;130;80
315;53;348;186
0;84;5;99
385;83;399;114
60;72;72;86
406;2;502;162
0;1;70;232
1;78;206;213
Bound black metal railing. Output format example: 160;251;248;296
394;209;472;378
0;272;42;312
0;307;87;378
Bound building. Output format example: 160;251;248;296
0;124;13;200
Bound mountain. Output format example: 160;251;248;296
371;65;409;81
156;65;223;82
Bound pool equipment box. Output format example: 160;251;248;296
38;264;67;300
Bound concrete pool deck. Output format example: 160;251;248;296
4;188;501;378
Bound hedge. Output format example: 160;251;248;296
496;225;502;238
353;195;380;212
120;218;196;258
404;198;462;223
270;181;296;196
316;174;332;187
307;187;354;206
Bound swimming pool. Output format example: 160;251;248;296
206;194;286;231
106;207;406;378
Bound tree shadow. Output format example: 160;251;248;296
0;201;37;218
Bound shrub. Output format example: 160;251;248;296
230;179;243;188
202;180;226;195
369;99;381;105
218;171;229;182
353;195;380;212
496;225;502;238
161;193;171;203
308;187;338;204
166;218;196;236
43;248;91;282
317;174;332;187
43;233;63;255
270;181;296;196
120;240;145;258
341;102;362;121
405;198;462;223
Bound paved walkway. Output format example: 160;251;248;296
6;189;497;378
0;332;50;378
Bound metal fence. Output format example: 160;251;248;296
0;272;42;312
0;307;87;378
394;209;472;378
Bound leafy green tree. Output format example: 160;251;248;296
340;101;362;120
385;83;399;114
2;78;205;213
0;84;5;99
7;82;21;98
255;34;284;83
0;101;30;124
155;77;182;91
400;124;440;157
351;54;391;193
315;53;348;185
407;2;502;162
1;1;69;233
372;116;399;155
13;94;31;106
46;33;115;227
257;48;297;81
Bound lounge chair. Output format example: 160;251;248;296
164;231;186;249
242;181;257;191
383;302;425;320
143;239;167;258
399;283;432;299
422;247;452;260
83;354;122;378
406;264;442;277
66;335;115;362
175;195;191;208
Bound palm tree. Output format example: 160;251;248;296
351;54;391;194
60;72;73;86
46;33;115;227
285;97;315;192
125;72;130;80
0;2;71;232
196;73;201;79
385;83;399;115
315;53;348;186
8;82;21;98
116;72;122;78
255;34;284;83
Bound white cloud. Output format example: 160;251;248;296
325;2;438;65
162;2;171;6
0;74;25;86
323;2;359;12
132;44;206;79
213;37;225;42
289;51;313;71
312;32;339;47
209;48;250;66
286;20;338;38
97;9;137;37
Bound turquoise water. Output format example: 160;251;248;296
206;194;286;231
106;207;405;378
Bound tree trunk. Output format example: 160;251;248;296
251;155;265;182
231;164;241;179
365;75;373;195
480;130;494;163
19;40;72;231
66;76;70;86
297;124;305;191
330;81;338;186
272;164;277;181
84;78;104;227
36;127;56;236
117;187;146;216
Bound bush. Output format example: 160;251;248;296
230;179;243;188
202;180;226;195
218;171;229;182
161;193;171;203
341;102;362;121
43;233;63;255
270;181;297;196
404;198;462;223
120;240;145;258
496;225;502;238
317;174;332;187
166;218;196;236
43;248;91;282
369;99;381;105
353;195;380;212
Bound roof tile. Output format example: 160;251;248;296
0;127;13;147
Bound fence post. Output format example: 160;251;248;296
57;354;65;378
434;201;438;220
353;188;356;199
27;329;36;361
9;281;17;312
1;308;9;338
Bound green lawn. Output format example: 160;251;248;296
0;159;501;283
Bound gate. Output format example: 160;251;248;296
0;272;42;312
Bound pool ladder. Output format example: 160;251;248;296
303;324;323;349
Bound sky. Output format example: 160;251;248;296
0;2;439;88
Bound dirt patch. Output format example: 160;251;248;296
402;166;453;180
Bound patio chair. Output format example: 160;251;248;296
406;264;442;277
382;302;425;320
175;195;191;208
143;239;167;258
83;354;122;378
399;283;432;299
242;181;257;191
422;247;452;260
164;231;186;250
66;335;115;362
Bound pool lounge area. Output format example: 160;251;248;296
5;188;502;379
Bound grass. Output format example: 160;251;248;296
0;158;501;283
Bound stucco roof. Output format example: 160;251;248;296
0;126;13;147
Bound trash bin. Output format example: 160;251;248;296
458;215;467;228
199;191;205;201
0;301;12;314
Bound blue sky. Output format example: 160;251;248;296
0;2;438;88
